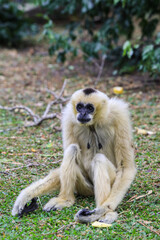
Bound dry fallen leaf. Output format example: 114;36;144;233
31;148;37;152
113;86;123;94
92;221;112;228
135;128;155;135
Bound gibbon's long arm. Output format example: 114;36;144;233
102;126;136;211
75;98;136;224
12;169;60;216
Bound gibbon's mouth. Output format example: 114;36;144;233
77;117;91;124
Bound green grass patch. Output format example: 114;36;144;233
0;82;159;239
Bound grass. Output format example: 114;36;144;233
0;47;159;239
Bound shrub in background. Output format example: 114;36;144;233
39;0;160;78
0;0;37;47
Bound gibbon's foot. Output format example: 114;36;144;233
99;211;118;224
18;198;39;218
43;197;75;212
75;208;105;223
76;209;96;216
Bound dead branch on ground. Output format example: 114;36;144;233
0;80;69;128
95;55;106;85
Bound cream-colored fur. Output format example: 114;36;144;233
12;88;136;224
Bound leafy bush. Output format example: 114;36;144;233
39;0;160;77
0;0;37;47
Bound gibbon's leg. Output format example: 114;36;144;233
12;168;60;216
43;144;91;211
75;153;117;223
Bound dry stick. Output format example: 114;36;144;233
41;79;68;118
41;222;75;236
0;105;39;122
57;223;75;232
0;80;69;128
78;49;106;84
0;127;20;133
127;190;152;202
137;220;160;236
6;163;46;172
0;171;11;175
6;160;61;172
78;49;100;70
95;55;106;85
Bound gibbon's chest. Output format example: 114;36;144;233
73;125;116;167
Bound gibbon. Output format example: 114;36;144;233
12;88;136;223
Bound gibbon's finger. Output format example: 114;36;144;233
74;208;105;223
12;197;38;217
18;198;38;218
99;211;118;224
43;207;58;212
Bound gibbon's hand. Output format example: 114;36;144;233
17;198;38;218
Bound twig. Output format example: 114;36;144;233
37;197;43;210
0;105;39;122
57;222;75;232
0;171;11;175
78;49;100;69
0;80;69;128
6;163;46;172
137;220;160;236
95;55;106;85
127;190;152;202
0;127;20;133
26;113;57;127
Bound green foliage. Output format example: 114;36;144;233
39;0;160;77
42;18;77;62
0;0;37;47
140;35;160;78
122;32;160;78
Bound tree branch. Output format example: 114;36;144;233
0;80;69;128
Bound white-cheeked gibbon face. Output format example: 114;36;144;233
71;88;108;126
76;102;95;125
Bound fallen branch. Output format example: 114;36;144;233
6;163;46;172
0;171;11;175
95;55;106;84
0;80;69;128
137;220;160;236
127;190;152;202
0;127;20;133
57;222;75;232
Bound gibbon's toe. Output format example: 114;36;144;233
99;211;118;224
43;206;58;212
43;198;62;212
43;197;75;212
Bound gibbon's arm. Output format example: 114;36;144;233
102;109;136;211
62;103;78;150
75;98;136;224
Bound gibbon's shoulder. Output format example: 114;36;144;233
108;97;131;125
109;97;129;112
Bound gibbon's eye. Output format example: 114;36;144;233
86;104;94;113
76;103;84;112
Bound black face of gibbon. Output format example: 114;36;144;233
76;102;94;124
